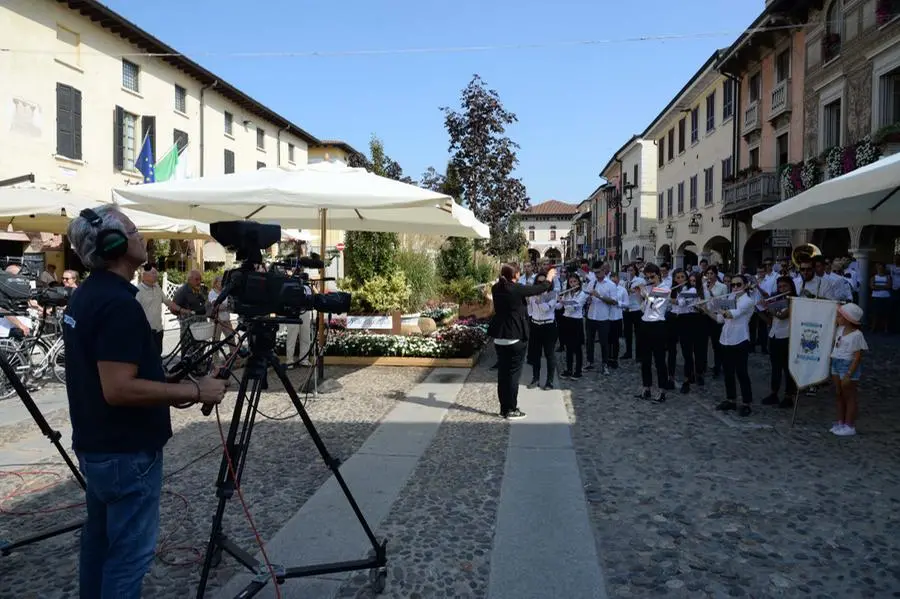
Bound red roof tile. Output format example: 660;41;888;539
519;200;579;216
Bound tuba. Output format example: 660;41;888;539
791;243;822;269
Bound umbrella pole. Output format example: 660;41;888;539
317;208;327;381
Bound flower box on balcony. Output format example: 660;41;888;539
876;0;899;26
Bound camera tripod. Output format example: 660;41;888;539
0;349;86;556
194;317;387;599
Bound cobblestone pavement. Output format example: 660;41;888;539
336;360;507;599
568;333;900;598
0;365;428;599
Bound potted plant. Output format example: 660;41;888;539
801;158;821;190
855;135;882;168
873;124;900;157
780;162;804;197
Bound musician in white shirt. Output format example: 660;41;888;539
670;270;706;393
558;273;589;379
622;264;645;361
525;271;559;389
606;272;629;369
584;260;618;375
636;264;670;403
704;266;728;377
760;276;797;408
703;274;755;417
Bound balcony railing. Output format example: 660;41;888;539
744;102;761;133
769;79;791;120
721;170;781;215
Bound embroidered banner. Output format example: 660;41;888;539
788;297;838;389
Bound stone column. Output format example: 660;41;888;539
850;248;872;321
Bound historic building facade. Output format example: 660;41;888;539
518;200;579;263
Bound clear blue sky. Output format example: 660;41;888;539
103;0;762;205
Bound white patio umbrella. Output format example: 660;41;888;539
281;228;312;242
0;184;210;239
111;162;490;239
752;152;900;230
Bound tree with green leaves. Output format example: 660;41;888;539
422;163;473;282
439;75;529;257
344;136;409;283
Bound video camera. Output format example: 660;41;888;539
210;221;351;318
0;272;71;312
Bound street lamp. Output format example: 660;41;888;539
622;183;636;206
721;215;731;228
688;213;701;235
665;223;675;239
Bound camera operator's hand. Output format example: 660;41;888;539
195;375;227;405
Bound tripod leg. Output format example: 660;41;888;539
196;365;267;598
266;353;385;560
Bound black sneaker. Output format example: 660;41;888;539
505;409;527;420
716;400;737;411
761;394;780;406
680;381;690;394
559;370;573;379
542;383;554;391
652;391;667;403
526;380;540;389
635;389;651;400
571;372;583;379
738;404;752;417
696;375;705;387
584;363;595;371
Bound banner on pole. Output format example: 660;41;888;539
788;297;838;389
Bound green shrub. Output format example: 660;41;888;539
395;250;437;313
437;237;472;282
344;231;399;283
348;270;411;314
441;277;483;305
468;260;496;285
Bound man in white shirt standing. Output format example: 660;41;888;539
584;260;618;375
135;266;189;355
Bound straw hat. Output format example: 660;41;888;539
838;303;863;325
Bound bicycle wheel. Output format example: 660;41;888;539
0;351;27;400
50;343;66;385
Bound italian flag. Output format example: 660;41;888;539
155;144;189;182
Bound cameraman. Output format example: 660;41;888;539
64;205;226;598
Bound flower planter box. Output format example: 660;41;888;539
324;349;481;368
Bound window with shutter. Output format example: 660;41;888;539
113;105;125;170
141;116;156;160
57;84;73;158
224;150;235;174
173;129;189;153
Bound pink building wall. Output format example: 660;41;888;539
737;29;807;169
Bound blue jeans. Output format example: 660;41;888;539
76;450;163;599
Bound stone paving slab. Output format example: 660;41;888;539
215;368;465;599
487;387;607;599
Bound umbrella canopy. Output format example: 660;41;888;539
0;185;210;239
112;162;490;239
752;152;900;230
281;228;312;242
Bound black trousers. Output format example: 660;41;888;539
527;322;557;383
640;321;668;388
623;310;641;357
153;330;164;356
749;312;768;351
585;319;610;365
708;320;724;373
676;313;707;381
721;340;752;404
495;341;528;414
665;314;679;380
768;337;796;396
607;319;623;365
561;316;584;375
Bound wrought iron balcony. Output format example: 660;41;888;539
721;170;782;215
769;79;791;120
744;102;761;134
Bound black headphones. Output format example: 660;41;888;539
80;208;129;260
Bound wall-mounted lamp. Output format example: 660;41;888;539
242;119;254;127
622;182;636;204
688;213;702;235
721;215;732;228
648;227;657;244
665;223;675;239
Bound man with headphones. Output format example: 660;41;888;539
63;205;226;598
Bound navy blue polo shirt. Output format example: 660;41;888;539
63;269;172;453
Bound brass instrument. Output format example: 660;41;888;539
791;243;822;269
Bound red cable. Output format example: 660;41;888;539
214;404;282;598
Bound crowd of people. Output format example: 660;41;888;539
488;255;870;439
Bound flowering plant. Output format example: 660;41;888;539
801;158;821;189
825;146;844;178
841;145;857;175
326;323;488;358
855;135;881;168
780;162;804;197
421;305;457;325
